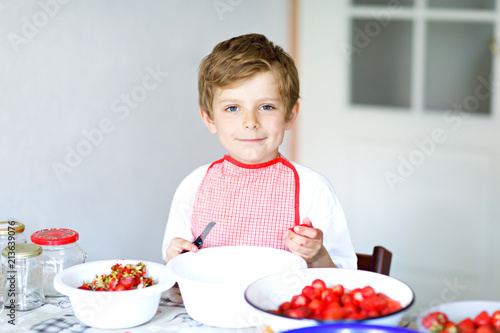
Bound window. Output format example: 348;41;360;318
349;0;496;115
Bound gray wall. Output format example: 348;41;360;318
0;0;289;262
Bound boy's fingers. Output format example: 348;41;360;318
178;242;199;253
169;238;198;256
291;217;315;236
185;245;198;252
293;225;318;239
286;238;317;262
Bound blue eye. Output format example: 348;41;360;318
261;105;274;111
226;106;239;112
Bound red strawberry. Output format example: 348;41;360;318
459;318;475;326
421;311;449;332
340;293;354;307
312;279;327;292
361;286;376;298
278;301;292;313
323;303;346;320
475;326;494;333
321;289;339;304
119;276;134;289
347;312;365;320
291;294;309;308
458;318;475;333
377;293;390;301
361;309;380;319
359;295;377;311
380;299;402;316
285;306;311;319
475;311;491;327
302;285;318;300
372;294;387;312
308;299;326;315
331;284;344;296
443;321;458;333
115;284;127;291
343;303;358;316
351;288;364;306
108;277;118;291
385;299;402;312
136;275;143;285
492;310;500;330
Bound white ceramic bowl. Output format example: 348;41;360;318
54;259;175;329
416;300;500;332
165;246;308;328
244;268;415;332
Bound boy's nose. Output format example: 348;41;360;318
243;110;260;129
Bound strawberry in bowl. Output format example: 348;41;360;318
54;259;175;329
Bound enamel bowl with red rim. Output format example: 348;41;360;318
244;268;415;332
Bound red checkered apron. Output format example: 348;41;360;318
191;155;300;250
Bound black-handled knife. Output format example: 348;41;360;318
182;221;216;253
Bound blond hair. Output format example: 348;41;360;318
198;33;300;120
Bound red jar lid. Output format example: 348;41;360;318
31;228;79;245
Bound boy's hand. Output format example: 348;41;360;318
285;218;337;268
165;237;198;264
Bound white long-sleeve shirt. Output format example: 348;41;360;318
162;160;357;269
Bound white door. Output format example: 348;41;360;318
297;0;500;319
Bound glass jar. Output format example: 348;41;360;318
2;243;44;311
31;228;87;297
0;221;27;252
0;221;27;310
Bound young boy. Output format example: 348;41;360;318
162;33;357;269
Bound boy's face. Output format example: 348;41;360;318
201;71;298;165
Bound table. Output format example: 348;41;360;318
0;287;417;333
0;287;258;333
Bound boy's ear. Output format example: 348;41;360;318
200;107;217;134
285;102;299;130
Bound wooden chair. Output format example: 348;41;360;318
356;246;392;276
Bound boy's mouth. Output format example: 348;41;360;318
238;138;265;143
